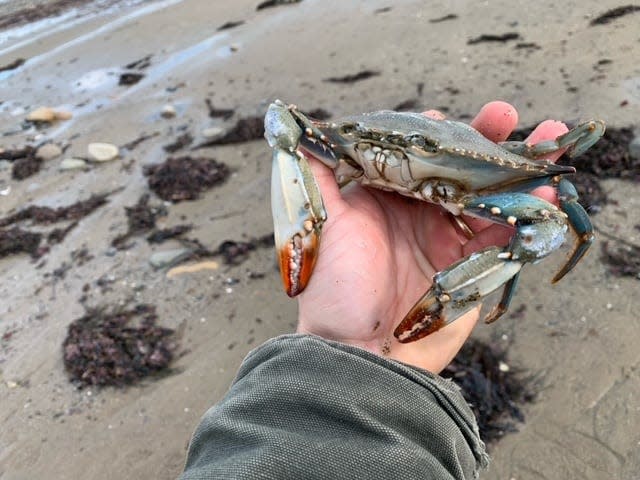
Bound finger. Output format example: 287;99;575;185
304;153;348;217
471;101;519;142
514;120;569;205
462;222;513;256
530;185;557;204
454;214;494;239
523;119;569;163
422;109;446;120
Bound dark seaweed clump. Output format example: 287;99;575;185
216;234;274;265
0;146;42;180
0;0;94;30
144;156;230;201
0;57;25;72
0;193;110;227
193;116;264;149
256;0;301;11
442;339;536;446
163;133;193;153
111;194;167;249
324;70;380;84
601;241;640;278
205;99;234;120
63;304;175;387
110;194;192;249
589;5;640;26
118;72;144;86
217;20;244;31
0;227;43;257
0;193;111;258
467;32;520;45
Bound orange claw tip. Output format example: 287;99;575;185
393;313;446;343
277;231;320;298
394;289;445;343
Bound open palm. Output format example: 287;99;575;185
296;102;569;373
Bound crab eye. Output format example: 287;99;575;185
341;124;356;135
407;135;425;147
406;135;438;152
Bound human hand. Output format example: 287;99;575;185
296;101;569;373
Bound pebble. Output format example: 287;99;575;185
60;158;88;170
149;248;193;269
629;135;640;160
26;106;72;122
88;142;119;162
161;105;177;118
166;260;220;278
202;126;224;139
36;143;62;161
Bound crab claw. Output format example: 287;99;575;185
394;289;448;343
394;247;523;343
557;119;605;158
271;148;326;296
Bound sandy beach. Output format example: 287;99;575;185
1;0;639;478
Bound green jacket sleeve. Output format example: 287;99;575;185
180;334;488;479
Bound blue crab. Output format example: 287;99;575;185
264;100;605;343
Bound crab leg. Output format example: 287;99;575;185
484;271;520;324
552;178;594;282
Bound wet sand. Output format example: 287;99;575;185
1;1;639;478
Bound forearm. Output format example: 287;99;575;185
181;334;488;480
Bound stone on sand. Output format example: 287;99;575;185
26;107;72;122
161;105;177;118
149;248;193;269
60;158;89;170
88;143;119;162
202;126;224;139
36;143;63;161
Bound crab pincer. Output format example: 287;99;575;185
266;101;327;296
